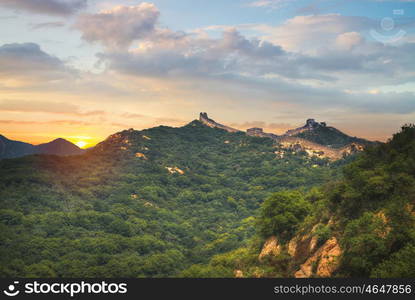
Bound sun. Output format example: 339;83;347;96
75;141;88;149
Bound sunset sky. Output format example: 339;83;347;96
0;0;414;148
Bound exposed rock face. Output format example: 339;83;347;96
288;237;298;257
234;270;244;278
135;152;147;159
341;143;364;155
166;166;185;175
294;237;341;278
277;136;366;161
199;112;241;133
277;137;340;160
259;236;281;261
406;204;415;217
288;234;318;261
315;240;341;277
374;211;392;238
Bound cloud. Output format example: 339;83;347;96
75;3;160;50
122;112;146;119
0;99;105;116
344;91;415;114
229;120;294;133
76;4;409;87
99;23;415;88
335;32;363;50
250;14;375;53
0;15;18;20
248;0;294;10
201;15;415;87
9;2;410;130
98;27;287;80
0;119;94;126
0;0;87;16
83;4;414;111
31;21;66;30
0;43;72;83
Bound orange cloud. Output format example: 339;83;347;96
0;99;105;116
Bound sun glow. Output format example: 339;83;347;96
75;141;88;148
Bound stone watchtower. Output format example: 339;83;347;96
199;112;209;121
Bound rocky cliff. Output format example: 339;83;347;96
246;220;342;278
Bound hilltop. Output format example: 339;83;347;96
199;112;375;160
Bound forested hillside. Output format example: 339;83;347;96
184;125;415;278
0;120;341;277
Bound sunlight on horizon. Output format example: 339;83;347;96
75;141;88;149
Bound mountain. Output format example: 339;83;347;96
0;135;85;159
285;118;373;148
200;113;375;160
0;117;345;278
1;113;406;278
0;134;35;159
1;113;373;161
35;138;85;156
183;125;415;278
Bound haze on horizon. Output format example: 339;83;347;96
0;0;414;148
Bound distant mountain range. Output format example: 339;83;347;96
1;112;376;160
0;135;85;159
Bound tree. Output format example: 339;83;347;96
257;190;310;241
371;244;415;278
340;212;389;277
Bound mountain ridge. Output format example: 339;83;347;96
1;112;375;160
199;112;375;160
0;135;85;159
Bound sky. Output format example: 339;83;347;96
0;0;414;148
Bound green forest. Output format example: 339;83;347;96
0;121;414;278
181;125;415;278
